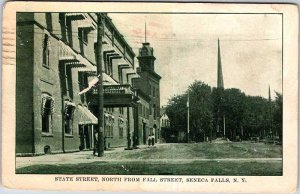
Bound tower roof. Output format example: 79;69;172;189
138;42;155;58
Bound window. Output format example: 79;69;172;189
41;94;54;133
104;115;114;137
108;57;113;76
64;101;76;135
141;47;148;56
65;67;73;99
42;34;50;67
153;104;156;118
78;28;88;44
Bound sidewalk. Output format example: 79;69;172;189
16;144;155;169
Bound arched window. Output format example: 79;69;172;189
41;94;55;133
42;34;50;67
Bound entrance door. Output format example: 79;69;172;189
143;123;146;145
84;125;91;149
79;125;84;150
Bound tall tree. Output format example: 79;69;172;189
165;80;282;143
188;81;213;142
273;91;282;143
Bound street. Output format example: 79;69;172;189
16;142;282;175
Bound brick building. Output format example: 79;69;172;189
133;42;161;143
16;13;161;155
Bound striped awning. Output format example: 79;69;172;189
59;41;94;69
41;95;55;116
78;105;97;125
103;73;118;85
59;41;77;61
83;71;118;85
77;66;96;74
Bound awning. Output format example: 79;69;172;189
65;13;85;20
41;95;55;116
78;66;118;85
103;73;118;85
77;20;95;30
65;101;76;107
78;67;96;74
59;41;94;69
84;107;98;124
59;41;77;61
78;105;97;125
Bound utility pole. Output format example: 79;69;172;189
187;91;190;143
126;106;131;149
96;13;104;157
223;114;226;138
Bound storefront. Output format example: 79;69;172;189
77;105;98;150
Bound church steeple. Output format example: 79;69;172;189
145;20;147;43
217;38;224;88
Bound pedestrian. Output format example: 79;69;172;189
148;128;155;146
148;135;151;146
93;131;98;156
104;136;107;150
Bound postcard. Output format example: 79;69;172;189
2;2;298;193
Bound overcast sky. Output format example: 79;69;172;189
108;13;282;106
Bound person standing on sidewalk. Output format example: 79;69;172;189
93;131;98;155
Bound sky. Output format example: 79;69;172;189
108;13;283;106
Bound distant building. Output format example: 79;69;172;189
160;107;170;128
16;13;160;155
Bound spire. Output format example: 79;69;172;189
144;17;147;43
217;38;224;88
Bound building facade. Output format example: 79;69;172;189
16;12;161;155
133;42;161;143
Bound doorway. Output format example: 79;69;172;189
143;122;146;145
79;124;92;150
